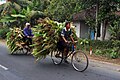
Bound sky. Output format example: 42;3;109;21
0;0;6;5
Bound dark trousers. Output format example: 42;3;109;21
23;37;32;48
57;41;69;57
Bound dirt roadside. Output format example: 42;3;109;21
0;39;6;43
87;53;120;65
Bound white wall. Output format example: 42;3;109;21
73;21;111;40
73;21;80;38
73;21;89;39
80;21;89;38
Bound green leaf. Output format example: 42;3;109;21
11;14;26;18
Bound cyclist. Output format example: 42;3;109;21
23;23;34;53
57;22;75;63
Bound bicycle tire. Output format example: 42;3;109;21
51;50;63;65
22;48;29;54
71;50;89;72
11;48;28;55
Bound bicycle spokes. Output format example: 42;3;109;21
71;51;89;72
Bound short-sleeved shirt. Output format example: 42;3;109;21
61;27;72;41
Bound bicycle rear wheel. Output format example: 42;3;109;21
71;50;89;72
51;50;63;65
11;48;28;55
22;48;29;54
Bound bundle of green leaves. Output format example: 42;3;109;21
6;28;25;54
32;18;77;61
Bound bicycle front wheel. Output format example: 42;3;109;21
71;50;89;72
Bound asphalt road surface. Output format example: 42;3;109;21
0;42;120;80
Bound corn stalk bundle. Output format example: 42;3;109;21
32;18;77;61
6;28;25;54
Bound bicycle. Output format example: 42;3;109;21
51;41;89;72
11;35;32;55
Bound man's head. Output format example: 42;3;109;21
25;23;31;28
65;22;70;30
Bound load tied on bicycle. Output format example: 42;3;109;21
7;23;33;55
6;18;89;72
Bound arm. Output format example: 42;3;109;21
70;35;74;42
61;29;68;43
62;36;68;43
23;28;29;37
69;29;74;43
30;29;34;37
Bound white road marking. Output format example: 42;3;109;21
0;64;8;70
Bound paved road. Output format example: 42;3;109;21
0;42;120;80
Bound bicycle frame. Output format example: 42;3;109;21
66;43;76;58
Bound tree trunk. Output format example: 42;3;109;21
101;20;107;40
95;0;99;40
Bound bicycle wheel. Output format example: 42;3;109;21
12;48;28;55
22;45;31;54
51;50;63;65
22;48;29;54
71;50;89;72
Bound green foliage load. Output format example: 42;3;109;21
6;28;25;54
32;18;77;61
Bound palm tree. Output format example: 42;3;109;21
0;0;45;28
1;0;33;16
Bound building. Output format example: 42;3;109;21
72;8;96;39
72;8;111;40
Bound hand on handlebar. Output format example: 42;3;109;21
65;40;68;43
27;36;33;38
66;41;78;44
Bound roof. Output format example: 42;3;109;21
72;10;86;21
72;7;96;21
72;6;120;21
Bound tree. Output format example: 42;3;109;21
45;0;82;22
79;0;120;40
0;1;45;29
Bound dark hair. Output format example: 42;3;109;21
65;21;70;27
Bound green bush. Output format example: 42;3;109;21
0;27;9;39
77;39;120;59
95;48;119;59
107;48;119;59
95;49;103;55
76;39;90;51
90;40;113;49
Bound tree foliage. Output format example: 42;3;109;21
45;0;82;22
0;0;120;40
0;0;45;28
78;0;120;40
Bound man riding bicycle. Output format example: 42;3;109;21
23;23;34;53
57;22;75;63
